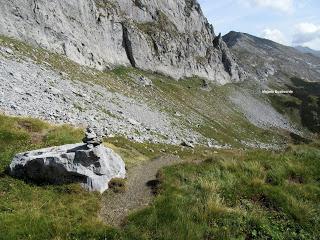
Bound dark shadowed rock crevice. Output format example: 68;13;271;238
122;22;136;68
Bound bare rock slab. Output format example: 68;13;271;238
9;143;126;193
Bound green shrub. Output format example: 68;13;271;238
108;178;127;193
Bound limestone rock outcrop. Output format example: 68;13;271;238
8;128;126;193
0;0;244;84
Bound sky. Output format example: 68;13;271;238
198;0;320;50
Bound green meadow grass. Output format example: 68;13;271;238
0;115;118;240
1;115;319;239
122;146;320;239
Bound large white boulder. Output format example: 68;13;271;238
9;143;126;193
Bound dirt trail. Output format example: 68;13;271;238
100;155;181;226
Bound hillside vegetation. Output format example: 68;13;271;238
1;1;320;239
0;115;319;239
122;147;320;239
0;34;290;148
269;77;320;134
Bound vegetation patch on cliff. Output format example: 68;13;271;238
136;11;179;37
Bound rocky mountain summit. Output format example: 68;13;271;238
9;128;126;193
223;31;320;83
0;0;244;84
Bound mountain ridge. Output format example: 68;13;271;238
295;45;320;58
223;31;320;83
224;31;320;135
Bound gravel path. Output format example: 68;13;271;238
100;155;181;226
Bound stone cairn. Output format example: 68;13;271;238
82;127;102;148
9;126;126;193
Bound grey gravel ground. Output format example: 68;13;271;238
100;155;181;226
0;45;301;150
230;90;299;134
0;50;202;144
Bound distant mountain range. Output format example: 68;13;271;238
294;46;320;58
223;31;320;134
223;31;320;83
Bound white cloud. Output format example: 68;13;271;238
295;22;320;34
293;22;320;48
304;38;320;51
261;28;288;45
243;0;294;13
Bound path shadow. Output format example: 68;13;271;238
146;179;161;195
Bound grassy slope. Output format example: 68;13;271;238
0;35;285;147
1;115;319;239
0;115;217;239
123;147;320;240
268;77;320;135
1;35;318;239
0;115;118;240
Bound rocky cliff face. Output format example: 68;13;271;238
0;0;244;84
